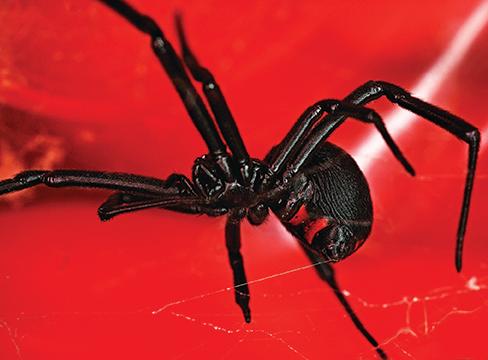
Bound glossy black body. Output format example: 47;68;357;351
275;142;373;262
0;1;480;359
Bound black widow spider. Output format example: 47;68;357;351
0;1;480;358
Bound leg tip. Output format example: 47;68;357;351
407;164;416;177
243;309;251;323
97;209;113;222
238;304;251;323
376;347;388;359
456;260;462;273
456;250;463;273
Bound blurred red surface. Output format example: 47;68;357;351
0;1;487;359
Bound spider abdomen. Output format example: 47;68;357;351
282;142;373;261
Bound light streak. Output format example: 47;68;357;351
353;1;488;172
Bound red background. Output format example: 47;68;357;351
0;1;487;359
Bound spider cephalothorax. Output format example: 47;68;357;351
0;1;479;359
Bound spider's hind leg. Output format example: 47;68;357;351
344;81;479;272
302;245;387;359
0;170;169;196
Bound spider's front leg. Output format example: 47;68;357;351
0;169;214;220
0;170;169;196
97;191;226;220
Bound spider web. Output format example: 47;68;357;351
0;224;486;360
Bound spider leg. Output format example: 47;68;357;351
101;192;156;207
165;173;198;196
266;104;323;173
98;192;155;219
0;168;217;218
175;15;254;183
300;243;387;359
0;170;175;196
97;192;207;220
268;99;413;176
95;172;223;219
286;81;479;271
99;0;226;156
98;190;225;220
226;213;251;322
